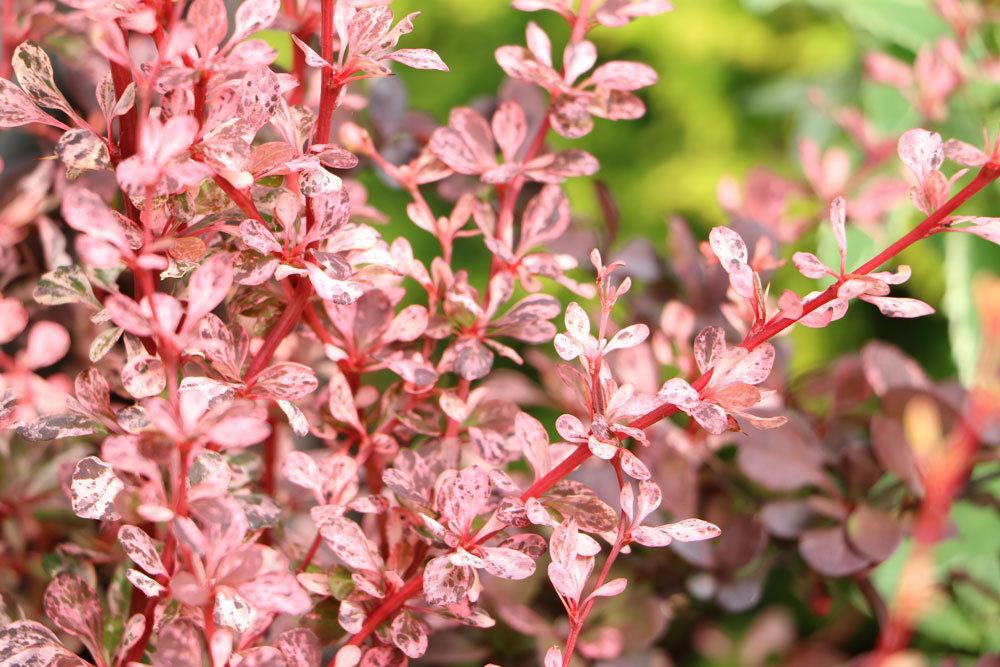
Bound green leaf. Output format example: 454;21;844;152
89;327;123;363
34;265;101;309
943;233;979;385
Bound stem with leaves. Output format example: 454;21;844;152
340;161;1000;651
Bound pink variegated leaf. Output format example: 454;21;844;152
232;0;280;42
189;0;228;55
520;184;570;248
277;628;322;667
291;34;332;68
636;479;662;523
439;466;491;532
619;449;650;480
307;262;364;305
390;612;428;659
662;518;721;541
251;362;319;400
152;620;203;667
587;61;658;91
694;326;726;373
595;0;674;27
525;21;553;66
727;343;775;386
43;572;104;657
388;48;448;71
944;138;988;167
121;354;167;398
691;402;729;435
118;525;167;576
563;40;597;83
658;377;699;409
71;456;124;520
709;226;748;266
13;42;74;115
604;323;649;353
56;129;111;172
75;368;111;416
318;515;382;571
588;436;618;460
792;252;830;279
492;101;528;162
0;78;64;128
333;645;362;667
631;525;672;547
240;219;281;254
951;217;1000;245
383;305;428;342
523;149;599;182
203;402;271;449
186;253;233;326
862;295;935;318
563;301;590;341
555;413;588;442
480;546;536;580
284;451;325;503
214;587;257;633
897;128;943;181
16;412;98;441
423;555;473;606
126;569;166;597
495;45;562;89
544;646;563;667
497;533;547;559
278;399;310;437
587;577;627;600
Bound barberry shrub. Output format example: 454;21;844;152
0;0;998;666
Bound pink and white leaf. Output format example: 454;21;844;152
71;456;124;520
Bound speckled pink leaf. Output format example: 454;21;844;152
277;628;322;667
71;456;123;520
284;451;324;503
125;569;165;597
388;48;448;71
792;252;830;279
13;42;73;114
663;518;721;541
422;555;473;606
118;524;166;576
389;612;427;659
897;128;943;181
43;572;103;658
0;78;62;128
214;586;257;632
318;515;381;571
251;362;319;400
121;354;167;398
588;61;658;90
232;0;280;42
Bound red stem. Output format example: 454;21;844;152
314;0;338;145
245;278;313;380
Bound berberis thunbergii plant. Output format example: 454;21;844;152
0;0;998;665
